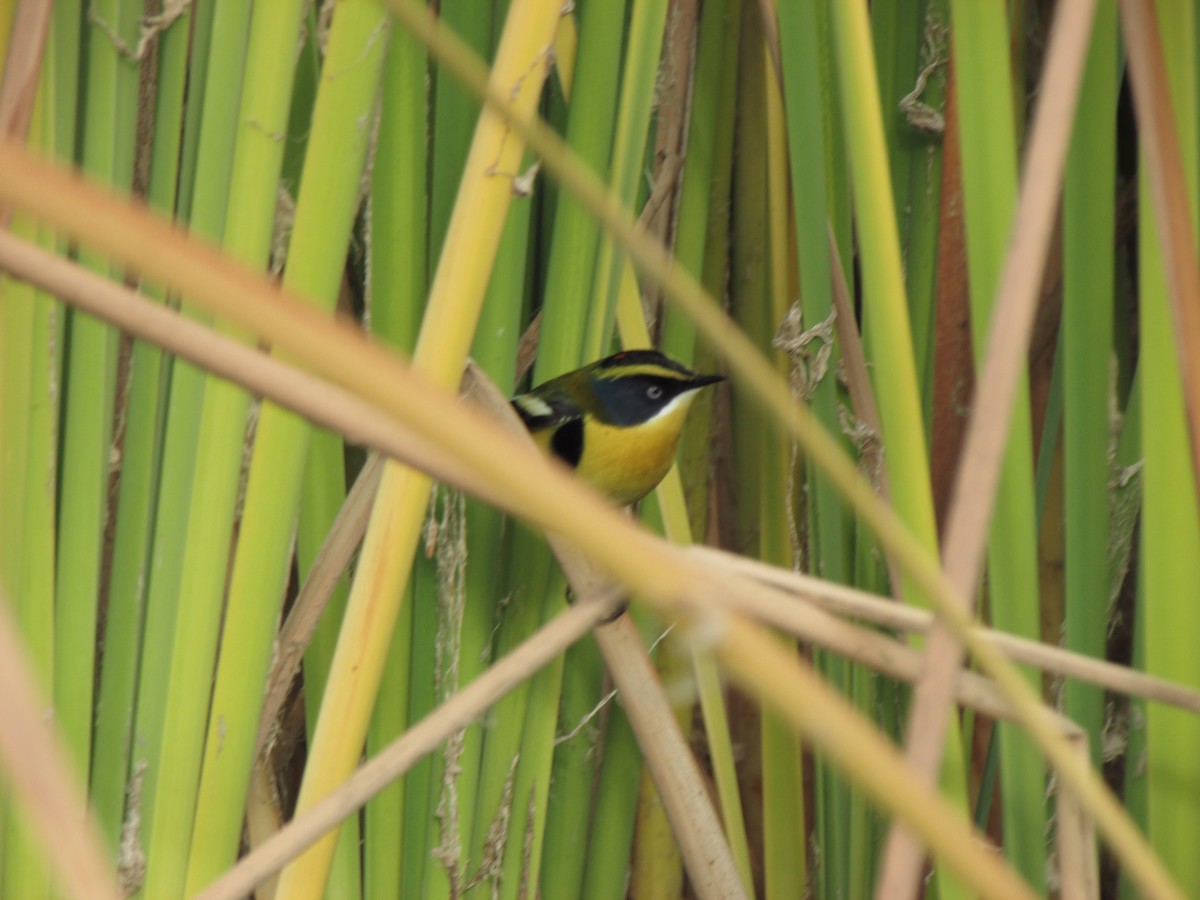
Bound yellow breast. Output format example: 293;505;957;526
573;395;696;506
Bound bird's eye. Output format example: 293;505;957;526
646;384;664;400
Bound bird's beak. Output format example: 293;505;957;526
689;373;726;389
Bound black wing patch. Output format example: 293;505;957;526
549;417;584;468
512;389;585;468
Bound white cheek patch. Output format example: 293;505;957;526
646;388;699;423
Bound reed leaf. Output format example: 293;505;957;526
1139;0;1200;886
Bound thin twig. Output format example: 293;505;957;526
827;226;905;595
0;594;119;900
1055;731;1101;900
1118;0;1200;519
690;546;1200;715
254;453;385;759
0;0;53;226
593;615;748;900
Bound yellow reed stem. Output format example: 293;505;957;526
272;2;564;896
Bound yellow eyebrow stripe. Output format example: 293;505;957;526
594;364;692;381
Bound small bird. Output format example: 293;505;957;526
511;350;725;506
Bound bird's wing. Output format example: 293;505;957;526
510;388;582;433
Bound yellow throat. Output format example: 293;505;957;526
552;390;700;506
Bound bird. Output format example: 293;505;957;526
511;349;725;506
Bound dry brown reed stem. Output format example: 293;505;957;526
593;615;748;900
691;556;1077;729
1117;0;1200;511
0;594;119;900
0;0;51;133
255;453;385;758
1055;732;1101;900
691;546;1200;715
826;226;903;595
0;0;52;228
930;67;974;529
881;0;1100;895
244;767;283;900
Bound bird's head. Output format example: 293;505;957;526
580;350;725;426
